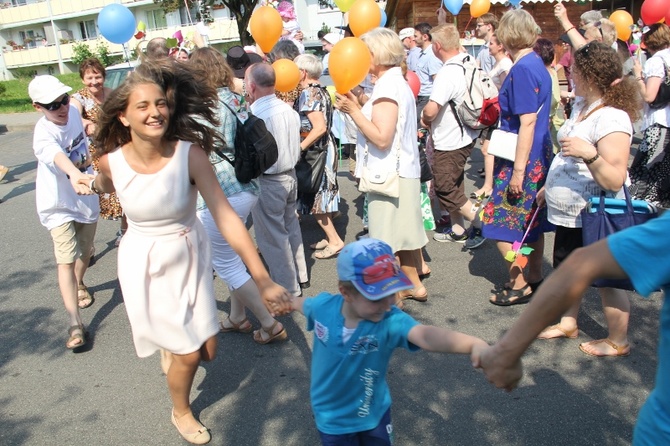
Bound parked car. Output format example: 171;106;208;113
104;61;136;90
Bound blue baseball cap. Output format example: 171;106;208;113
337;238;413;301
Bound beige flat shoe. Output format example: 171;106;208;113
171;410;211;445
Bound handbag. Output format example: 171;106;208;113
581;187;658;290
487;129;518;161
419;145;433;183
295;147;327;194
487;105;543;162
358;105;403;198
294;84;333;195
649;59;670;109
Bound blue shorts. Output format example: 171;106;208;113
318;408;393;446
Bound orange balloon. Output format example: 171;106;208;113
272;59;301;93
470;0;490;18
329;37;371;94
610;10;634;41
349;0;382;37
250;6;282;53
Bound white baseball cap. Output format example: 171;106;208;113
398;28;415;40
28;75;71;104
322;32;343;45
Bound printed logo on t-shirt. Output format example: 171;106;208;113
315;320;329;343
349;335;379;355
358;367;380;417
66;131;88;171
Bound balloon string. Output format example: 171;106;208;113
463;17;473;38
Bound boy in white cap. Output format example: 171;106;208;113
290;238;487;445
29;75;99;350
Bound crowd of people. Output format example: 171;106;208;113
25;3;670;445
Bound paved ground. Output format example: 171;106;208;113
0;114;663;445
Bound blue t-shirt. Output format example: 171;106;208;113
303;292;420;435
608;212;670;445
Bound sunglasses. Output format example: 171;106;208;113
37;93;70;111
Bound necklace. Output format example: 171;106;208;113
577;98;604;122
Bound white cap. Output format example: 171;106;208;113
322;32;343;45
28;75;71;104
398;28;415;40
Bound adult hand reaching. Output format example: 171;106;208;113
258;279;293;316
72;172;96;195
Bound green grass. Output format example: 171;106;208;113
0;73;82;114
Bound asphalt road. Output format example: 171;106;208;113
0;122;662;446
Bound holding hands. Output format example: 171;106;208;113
257;278;294;316
73;172;96;195
472;345;524;392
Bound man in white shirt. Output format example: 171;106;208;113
29;75;100;349
399;27;421;72
421;24;485;249
475;13;498;74
246;63;308;296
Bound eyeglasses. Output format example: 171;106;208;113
476;24;486;28
37;93;70;111
593;21;604;38
362;259;400;285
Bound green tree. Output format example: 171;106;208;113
71;42;94;66
95;40;115;67
153;0;258;45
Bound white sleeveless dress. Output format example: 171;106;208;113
108;141;219;358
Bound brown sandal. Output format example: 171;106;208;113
66;324;87;349
220;317;253;333
538;324;578;339
579;338;630;357
253;321;288;345
77;285;94;309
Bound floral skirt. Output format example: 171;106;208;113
629;123;670;207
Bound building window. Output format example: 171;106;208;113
179;4;197;26
19;30;36;48
147;9;168;30
12;0;28;6
79;20;97;40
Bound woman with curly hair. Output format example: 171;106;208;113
631;23;670;208
536;42;643;357
88;59;291;443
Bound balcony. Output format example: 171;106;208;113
0;0;152;27
3;19;241;69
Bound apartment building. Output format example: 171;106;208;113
0;0;347;80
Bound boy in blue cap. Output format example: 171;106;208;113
291;238;488;445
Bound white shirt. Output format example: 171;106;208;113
642;48;670;130
250;94;301;174
545;98;632;228
33;105;99;230
489;57;513;90
355;67;420;179
428;53;478;151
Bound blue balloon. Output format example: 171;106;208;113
98;4;136;45
508;0;521;6
380;10;387;27
442;0;463;16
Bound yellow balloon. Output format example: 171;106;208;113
272;59;301;93
610;10;634;41
349;0;382;37
325;85;337;105
470;0;490;18
329;37;371;94
334;0;356;13
250;6;282;53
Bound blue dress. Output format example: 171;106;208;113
482;52;554;243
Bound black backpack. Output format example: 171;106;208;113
216;101;279;183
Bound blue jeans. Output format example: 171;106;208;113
318;408;393;446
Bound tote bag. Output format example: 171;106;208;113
581;187;658;290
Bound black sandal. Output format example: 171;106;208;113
489;284;533;306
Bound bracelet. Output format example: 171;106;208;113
565;26;576;33
89;177;101;194
584;153;600;165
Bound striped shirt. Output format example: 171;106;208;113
249;94;301;174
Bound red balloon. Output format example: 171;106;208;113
406;71;420;98
665;4;670;24
642;0;668;25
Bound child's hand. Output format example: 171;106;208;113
71;172;96;195
469;339;490;367
257;279;293;316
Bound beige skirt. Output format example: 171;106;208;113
368;177;428;252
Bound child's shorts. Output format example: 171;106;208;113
50;221;97;264
318;408;392;446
